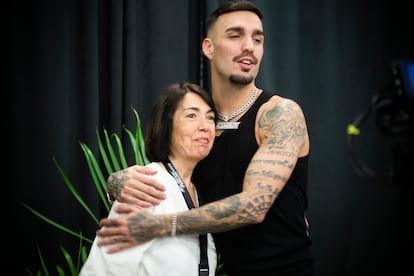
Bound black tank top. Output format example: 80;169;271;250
193;91;314;275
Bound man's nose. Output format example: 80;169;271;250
242;37;254;52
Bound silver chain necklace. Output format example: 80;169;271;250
217;87;259;122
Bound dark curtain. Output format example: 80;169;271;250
9;0;413;275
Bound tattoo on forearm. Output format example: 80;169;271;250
205;196;242;219
246;194;271;214
174;186;281;235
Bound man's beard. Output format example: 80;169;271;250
229;74;254;85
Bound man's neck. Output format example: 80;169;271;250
212;83;257;116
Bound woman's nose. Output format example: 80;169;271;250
198;118;212;131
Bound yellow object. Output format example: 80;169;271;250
347;124;360;135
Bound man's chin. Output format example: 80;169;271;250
229;75;254;85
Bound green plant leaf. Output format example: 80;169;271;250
24;268;35;276
124;126;148;166
96;128;113;175
53;158;102;225
81;245;88;265
80;143;110;211
77;233;89;272
21;202;93;244
59;245;78;276
104;128;121;171
132;107;150;165
124;125;138;160
24;108;149;274
56;265;65;276
38;246;50;276
112;132;128;168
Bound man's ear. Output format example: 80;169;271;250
201;38;213;60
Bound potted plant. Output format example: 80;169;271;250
21;107;227;276
21;107;149;275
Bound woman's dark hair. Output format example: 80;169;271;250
205;0;263;34
145;82;217;162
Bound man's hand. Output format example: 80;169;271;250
108;165;166;207
97;203;168;253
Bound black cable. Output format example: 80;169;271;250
347;60;414;183
346;85;394;182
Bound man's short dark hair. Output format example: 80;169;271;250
205;0;263;33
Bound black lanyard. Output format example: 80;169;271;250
163;160;209;276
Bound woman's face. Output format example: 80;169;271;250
170;92;216;163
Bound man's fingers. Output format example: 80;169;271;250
120;183;165;206
96;232;142;252
132;165;158;176
140;174;166;193
120;186;161;205
113;203;141;214
105;242;138;254
98;219;117;229
136;189;163;205
135;172;167;194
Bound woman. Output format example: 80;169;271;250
80;82;217;276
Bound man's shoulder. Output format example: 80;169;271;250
257;93;306;124
260;92;299;109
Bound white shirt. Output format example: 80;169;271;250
79;162;217;276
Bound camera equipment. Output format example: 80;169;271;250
346;60;414;183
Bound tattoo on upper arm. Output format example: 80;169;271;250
250;159;295;170
258;101;306;151
246;169;288;184
256;181;281;198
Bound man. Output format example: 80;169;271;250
98;1;314;275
